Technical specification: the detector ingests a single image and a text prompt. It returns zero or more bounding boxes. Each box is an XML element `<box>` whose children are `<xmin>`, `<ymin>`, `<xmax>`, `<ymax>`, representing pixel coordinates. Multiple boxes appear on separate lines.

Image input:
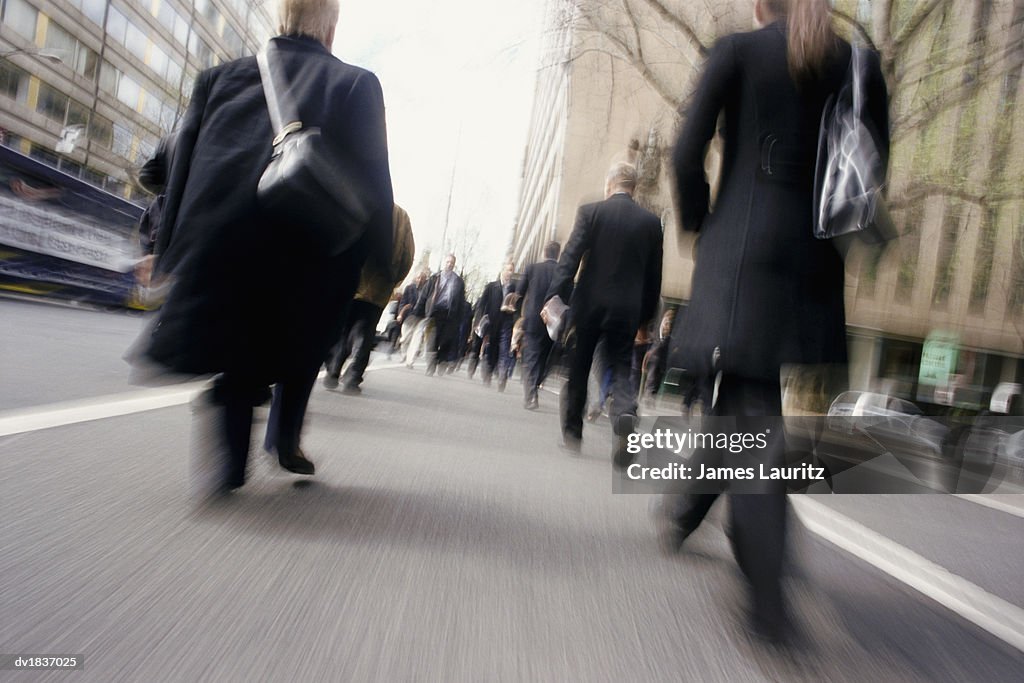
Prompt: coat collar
<box><xmin>271</xmin><ymin>34</ymin><xmax>331</xmax><ymax>55</ymax></box>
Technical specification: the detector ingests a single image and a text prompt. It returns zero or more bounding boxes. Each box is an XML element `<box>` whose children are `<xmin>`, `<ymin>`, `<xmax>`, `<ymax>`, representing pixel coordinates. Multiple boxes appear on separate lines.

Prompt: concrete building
<box><xmin>509</xmin><ymin>0</ymin><xmax>1023</xmax><ymax>409</ymax></box>
<box><xmin>0</xmin><ymin>0</ymin><xmax>275</xmax><ymax>199</ymax></box>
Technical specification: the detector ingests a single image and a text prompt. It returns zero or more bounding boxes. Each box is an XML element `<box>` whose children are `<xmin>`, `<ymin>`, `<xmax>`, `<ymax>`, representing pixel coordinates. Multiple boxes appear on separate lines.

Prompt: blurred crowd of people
<box><xmin>127</xmin><ymin>0</ymin><xmax>891</xmax><ymax>649</ymax></box>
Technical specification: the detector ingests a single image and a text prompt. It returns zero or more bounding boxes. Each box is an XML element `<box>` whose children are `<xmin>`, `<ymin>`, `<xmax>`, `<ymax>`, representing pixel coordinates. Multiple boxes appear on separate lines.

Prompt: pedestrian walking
<box><xmin>659</xmin><ymin>0</ymin><xmax>890</xmax><ymax>642</ymax></box>
<box><xmin>131</xmin><ymin>0</ymin><xmax>393</xmax><ymax>493</ymax></box>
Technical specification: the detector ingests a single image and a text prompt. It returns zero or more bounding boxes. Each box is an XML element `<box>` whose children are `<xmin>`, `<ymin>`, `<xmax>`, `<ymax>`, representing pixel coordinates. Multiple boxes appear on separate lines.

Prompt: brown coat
<box><xmin>355</xmin><ymin>203</ymin><xmax>414</xmax><ymax>308</ymax></box>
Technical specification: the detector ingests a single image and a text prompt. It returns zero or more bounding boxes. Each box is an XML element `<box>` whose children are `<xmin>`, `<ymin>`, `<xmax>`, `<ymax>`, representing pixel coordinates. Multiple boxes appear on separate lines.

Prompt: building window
<box><xmin>112</xmin><ymin>123</ymin><xmax>132</xmax><ymax>157</ymax></box>
<box><xmin>80</xmin><ymin>0</ymin><xmax>105</xmax><ymax>26</ymax></box>
<box><xmin>2</xmin><ymin>0</ymin><xmax>38</xmax><ymax>42</ymax></box>
<box><xmin>0</xmin><ymin>59</ymin><xmax>29</xmax><ymax>102</ymax></box>
<box><xmin>106</xmin><ymin>6</ymin><xmax>128</xmax><ymax>45</ymax></box>
<box><xmin>116</xmin><ymin>73</ymin><xmax>141</xmax><ymax>110</ymax></box>
<box><xmin>36</xmin><ymin>82</ymin><xmax>70</xmax><ymax>124</ymax></box>
<box><xmin>74</xmin><ymin>43</ymin><xmax>99</xmax><ymax>82</ymax></box>
<box><xmin>99</xmin><ymin>60</ymin><xmax>119</xmax><ymax>94</ymax></box>
<box><xmin>88</xmin><ymin>113</ymin><xmax>113</xmax><ymax>150</ymax></box>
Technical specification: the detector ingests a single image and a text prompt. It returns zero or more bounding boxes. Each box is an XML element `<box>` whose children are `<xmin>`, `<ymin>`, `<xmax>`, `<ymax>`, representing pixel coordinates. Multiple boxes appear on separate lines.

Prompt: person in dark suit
<box><xmin>475</xmin><ymin>262</ymin><xmax>516</xmax><ymax>390</ymax></box>
<box><xmin>417</xmin><ymin>253</ymin><xmax>466</xmax><ymax>376</ymax></box>
<box><xmin>516</xmin><ymin>241</ymin><xmax>561</xmax><ymax>410</ymax></box>
<box><xmin>135</xmin><ymin>0</ymin><xmax>393</xmax><ymax>492</ymax></box>
<box><xmin>546</xmin><ymin>162</ymin><xmax>663</xmax><ymax>462</ymax></box>
<box><xmin>661</xmin><ymin>0</ymin><xmax>890</xmax><ymax>641</ymax></box>
<box><xmin>324</xmin><ymin>203</ymin><xmax>414</xmax><ymax>393</ymax></box>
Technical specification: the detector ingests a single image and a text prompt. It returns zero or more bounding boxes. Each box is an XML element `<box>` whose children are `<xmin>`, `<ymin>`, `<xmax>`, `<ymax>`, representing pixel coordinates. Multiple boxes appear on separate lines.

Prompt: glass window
<box><xmin>116</xmin><ymin>73</ymin><xmax>141</xmax><ymax>109</ymax></box>
<box><xmin>81</xmin><ymin>0</ymin><xmax>105</xmax><ymax>26</ymax></box>
<box><xmin>106</xmin><ymin>7</ymin><xmax>127</xmax><ymax>44</ymax></box>
<box><xmin>36</xmin><ymin>82</ymin><xmax>70</xmax><ymax>124</ymax></box>
<box><xmin>156</xmin><ymin>1</ymin><xmax>176</xmax><ymax>31</ymax></box>
<box><xmin>2</xmin><ymin>0</ymin><xmax>38</xmax><ymax>42</ymax></box>
<box><xmin>44</xmin><ymin>19</ymin><xmax>77</xmax><ymax>59</ymax></box>
<box><xmin>125</xmin><ymin>22</ymin><xmax>148</xmax><ymax>61</ymax></box>
<box><xmin>159</xmin><ymin>102</ymin><xmax>177</xmax><ymax>131</ymax></box>
<box><xmin>75</xmin><ymin>44</ymin><xmax>99</xmax><ymax>81</ymax></box>
<box><xmin>99</xmin><ymin>60</ymin><xmax>119</xmax><ymax>94</ymax></box>
<box><xmin>112</xmin><ymin>123</ymin><xmax>132</xmax><ymax>157</ymax></box>
<box><xmin>149</xmin><ymin>44</ymin><xmax>169</xmax><ymax>81</ymax></box>
<box><xmin>88</xmin><ymin>114</ymin><xmax>113</xmax><ymax>150</ymax></box>
<box><xmin>165</xmin><ymin>58</ymin><xmax>182</xmax><ymax>88</ymax></box>
<box><xmin>141</xmin><ymin>89</ymin><xmax>162</xmax><ymax>124</ymax></box>
<box><xmin>66</xmin><ymin>98</ymin><xmax>89</xmax><ymax>126</ymax></box>
<box><xmin>29</xmin><ymin>144</ymin><xmax>60</xmax><ymax>168</ymax></box>
<box><xmin>173</xmin><ymin>15</ymin><xmax>189</xmax><ymax>46</ymax></box>
<box><xmin>0</xmin><ymin>60</ymin><xmax>29</xmax><ymax>102</ymax></box>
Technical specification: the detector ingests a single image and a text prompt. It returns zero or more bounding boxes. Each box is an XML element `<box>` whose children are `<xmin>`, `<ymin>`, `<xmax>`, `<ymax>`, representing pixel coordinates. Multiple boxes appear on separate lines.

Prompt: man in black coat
<box><xmin>137</xmin><ymin>0</ymin><xmax>393</xmax><ymax>492</ymax></box>
<box><xmin>417</xmin><ymin>253</ymin><xmax>466</xmax><ymax>376</ymax></box>
<box><xmin>516</xmin><ymin>241</ymin><xmax>561</xmax><ymax>409</ymax></box>
<box><xmin>475</xmin><ymin>262</ymin><xmax>516</xmax><ymax>389</ymax></box>
<box><xmin>546</xmin><ymin>162</ymin><xmax>663</xmax><ymax>463</ymax></box>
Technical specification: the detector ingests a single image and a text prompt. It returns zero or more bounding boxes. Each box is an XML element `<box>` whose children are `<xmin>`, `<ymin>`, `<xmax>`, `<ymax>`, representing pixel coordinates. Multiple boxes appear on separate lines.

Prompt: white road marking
<box><xmin>792</xmin><ymin>496</ymin><xmax>1024</xmax><ymax>653</ymax></box>
<box><xmin>955</xmin><ymin>494</ymin><xmax>1024</xmax><ymax>519</ymax></box>
<box><xmin>4</xmin><ymin>372</ymin><xmax>1023</xmax><ymax>654</ymax></box>
<box><xmin>0</xmin><ymin>363</ymin><xmax>404</xmax><ymax>437</ymax></box>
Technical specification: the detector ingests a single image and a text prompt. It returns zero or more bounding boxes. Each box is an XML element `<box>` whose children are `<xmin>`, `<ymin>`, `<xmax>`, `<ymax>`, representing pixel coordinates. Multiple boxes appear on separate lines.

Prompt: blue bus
<box><xmin>0</xmin><ymin>145</ymin><xmax>145</xmax><ymax>308</ymax></box>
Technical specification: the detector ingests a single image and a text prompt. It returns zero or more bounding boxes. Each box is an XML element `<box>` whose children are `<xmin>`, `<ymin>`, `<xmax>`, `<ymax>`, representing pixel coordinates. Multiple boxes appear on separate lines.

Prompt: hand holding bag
<box><xmin>256</xmin><ymin>42</ymin><xmax>376</xmax><ymax>255</ymax></box>
<box><xmin>813</xmin><ymin>46</ymin><xmax>895</xmax><ymax>244</ymax></box>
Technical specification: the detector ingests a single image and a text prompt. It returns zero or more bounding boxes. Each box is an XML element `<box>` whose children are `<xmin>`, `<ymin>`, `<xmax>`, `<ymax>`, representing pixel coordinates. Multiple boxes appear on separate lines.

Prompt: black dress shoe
<box><xmin>560</xmin><ymin>433</ymin><xmax>582</xmax><ymax>455</ymax></box>
<box><xmin>524</xmin><ymin>396</ymin><xmax>539</xmax><ymax>411</ymax></box>
<box><xmin>278</xmin><ymin>448</ymin><xmax>315</xmax><ymax>475</ymax></box>
<box><xmin>341</xmin><ymin>384</ymin><xmax>362</xmax><ymax>395</ymax></box>
<box><xmin>323</xmin><ymin>374</ymin><xmax>339</xmax><ymax>389</ymax></box>
<box><xmin>651</xmin><ymin>499</ymin><xmax>692</xmax><ymax>555</ymax></box>
<box><xmin>612</xmin><ymin>433</ymin><xmax>634</xmax><ymax>470</ymax></box>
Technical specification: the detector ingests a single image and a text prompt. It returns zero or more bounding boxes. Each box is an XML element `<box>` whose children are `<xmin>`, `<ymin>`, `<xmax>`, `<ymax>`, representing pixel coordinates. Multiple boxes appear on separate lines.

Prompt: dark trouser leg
<box><xmin>561</xmin><ymin>326</ymin><xmax>600</xmax><ymax>440</ymax></box>
<box><xmin>434</xmin><ymin>312</ymin><xmax>458</xmax><ymax>370</ymax></box>
<box><xmin>522</xmin><ymin>331</ymin><xmax>553</xmax><ymax>401</ymax></box>
<box><xmin>467</xmin><ymin>334</ymin><xmax>482</xmax><ymax>378</ymax></box>
<box><xmin>208</xmin><ymin>376</ymin><xmax>267</xmax><ymax>487</ymax></box>
<box><xmin>720</xmin><ymin>376</ymin><xmax>788</xmax><ymax>633</ymax></box>
<box><xmin>263</xmin><ymin>360</ymin><xmax>320</xmax><ymax>457</ymax></box>
<box><xmin>343</xmin><ymin>301</ymin><xmax>381</xmax><ymax>388</ymax></box>
<box><xmin>497</xmin><ymin>320</ymin><xmax>514</xmax><ymax>382</ymax></box>
<box><xmin>603</xmin><ymin>326</ymin><xmax>637</xmax><ymax>435</ymax></box>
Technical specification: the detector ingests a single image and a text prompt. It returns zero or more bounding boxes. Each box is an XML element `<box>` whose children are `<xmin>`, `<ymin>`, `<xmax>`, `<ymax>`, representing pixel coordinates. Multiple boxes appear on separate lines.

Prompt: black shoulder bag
<box><xmin>256</xmin><ymin>42</ymin><xmax>376</xmax><ymax>255</ymax></box>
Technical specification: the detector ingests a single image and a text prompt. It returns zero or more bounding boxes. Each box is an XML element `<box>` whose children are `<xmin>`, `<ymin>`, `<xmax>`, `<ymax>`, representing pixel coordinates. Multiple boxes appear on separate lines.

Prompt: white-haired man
<box><xmin>137</xmin><ymin>0</ymin><xmax>394</xmax><ymax>493</ymax></box>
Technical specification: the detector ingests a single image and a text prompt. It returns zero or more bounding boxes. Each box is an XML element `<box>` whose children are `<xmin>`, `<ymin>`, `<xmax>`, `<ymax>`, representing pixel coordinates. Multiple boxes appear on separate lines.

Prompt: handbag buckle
<box><xmin>272</xmin><ymin>121</ymin><xmax>303</xmax><ymax>146</ymax></box>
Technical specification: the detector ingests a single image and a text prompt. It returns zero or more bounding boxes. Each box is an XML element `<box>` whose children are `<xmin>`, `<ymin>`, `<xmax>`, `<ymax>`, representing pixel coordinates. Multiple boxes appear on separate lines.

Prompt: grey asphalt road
<box><xmin>1</xmin><ymin>301</ymin><xmax>1022</xmax><ymax>682</ymax></box>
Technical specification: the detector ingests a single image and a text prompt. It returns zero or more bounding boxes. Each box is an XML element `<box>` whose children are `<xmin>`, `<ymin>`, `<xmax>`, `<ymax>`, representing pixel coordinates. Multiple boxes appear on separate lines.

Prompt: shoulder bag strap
<box><xmin>257</xmin><ymin>42</ymin><xmax>302</xmax><ymax>144</ymax></box>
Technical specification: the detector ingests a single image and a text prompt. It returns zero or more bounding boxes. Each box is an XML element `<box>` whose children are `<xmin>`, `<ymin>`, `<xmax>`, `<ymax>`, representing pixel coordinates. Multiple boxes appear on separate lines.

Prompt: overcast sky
<box><xmin>333</xmin><ymin>1</ymin><xmax>548</xmax><ymax>284</ymax></box>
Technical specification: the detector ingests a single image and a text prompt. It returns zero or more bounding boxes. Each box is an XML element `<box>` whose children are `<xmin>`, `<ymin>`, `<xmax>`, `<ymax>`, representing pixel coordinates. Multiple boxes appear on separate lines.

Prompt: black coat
<box><xmin>416</xmin><ymin>270</ymin><xmax>465</xmax><ymax>319</ymax></box>
<box><xmin>671</xmin><ymin>23</ymin><xmax>889</xmax><ymax>381</ymax></box>
<box><xmin>516</xmin><ymin>258</ymin><xmax>558</xmax><ymax>335</ymax></box>
<box><xmin>143</xmin><ymin>35</ymin><xmax>393</xmax><ymax>379</ymax></box>
<box><xmin>475</xmin><ymin>279</ymin><xmax>514</xmax><ymax>336</ymax></box>
<box><xmin>547</xmin><ymin>193</ymin><xmax>663</xmax><ymax>334</ymax></box>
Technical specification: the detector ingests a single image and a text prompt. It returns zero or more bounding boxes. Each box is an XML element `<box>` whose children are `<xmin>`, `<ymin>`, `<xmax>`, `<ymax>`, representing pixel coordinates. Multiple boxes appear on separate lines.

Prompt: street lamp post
<box><xmin>0</xmin><ymin>48</ymin><xmax>66</xmax><ymax>64</ymax></box>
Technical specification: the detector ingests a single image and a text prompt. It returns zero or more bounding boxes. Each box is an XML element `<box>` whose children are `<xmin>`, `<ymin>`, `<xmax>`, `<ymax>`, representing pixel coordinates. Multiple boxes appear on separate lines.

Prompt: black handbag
<box><xmin>813</xmin><ymin>47</ymin><xmax>895</xmax><ymax>244</ymax></box>
<box><xmin>256</xmin><ymin>42</ymin><xmax>376</xmax><ymax>255</ymax></box>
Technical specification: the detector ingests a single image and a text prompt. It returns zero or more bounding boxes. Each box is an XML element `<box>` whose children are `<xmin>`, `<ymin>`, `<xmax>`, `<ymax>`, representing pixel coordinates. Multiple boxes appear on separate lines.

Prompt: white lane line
<box><xmin>0</xmin><ymin>362</ymin><xmax>406</xmax><ymax>437</ymax></box>
<box><xmin>792</xmin><ymin>496</ymin><xmax>1024</xmax><ymax>653</ymax></box>
<box><xmin>955</xmin><ymin>494</ymin><xmax>1024</xmax><ymax>519</ymax></box>
<box><xmin>0</xmin><ymin>384</ymin><xmax>205</xmax><ymax>437</ymax></box>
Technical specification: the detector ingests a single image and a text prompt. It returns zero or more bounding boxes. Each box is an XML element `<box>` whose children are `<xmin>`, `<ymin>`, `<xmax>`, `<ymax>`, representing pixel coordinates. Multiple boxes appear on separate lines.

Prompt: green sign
<box><xmin>919</xmin><ymin>333</ymin><xmax>959</xmax><ymax>386</ymax></box>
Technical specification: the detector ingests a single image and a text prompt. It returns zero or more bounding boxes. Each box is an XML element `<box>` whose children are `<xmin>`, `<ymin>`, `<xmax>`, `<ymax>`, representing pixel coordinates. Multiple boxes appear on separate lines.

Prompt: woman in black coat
<box><xmin>663</xmin><ymin>0</ymin><xmax>889</xmax><ymax>640</ymax></box>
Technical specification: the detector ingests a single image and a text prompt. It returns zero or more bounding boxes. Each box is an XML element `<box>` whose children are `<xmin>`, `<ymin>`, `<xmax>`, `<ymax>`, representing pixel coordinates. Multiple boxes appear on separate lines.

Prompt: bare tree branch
<box><xmin>830</xmin><ymin>9</ymin><xmax>877</xmax><ymax>51</ymax></box>
<box><xmin>635</xmin><ymin>0</ymin><xmax>708</xmax><ymax>56</ymax></box>
<box><xmin>892</xmin><ymin>0</ymin><xmax>951</xmax><ymax>53</ymax></box>
<box><xmin>888</xmin><ymin>180</ymin><xmax>1024</xmax><ymax>212</ymax></box>
<box><xmin>575</xmin><ymin>10</ymin><xmax>683</xmax><ymax>110</ymax></box>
